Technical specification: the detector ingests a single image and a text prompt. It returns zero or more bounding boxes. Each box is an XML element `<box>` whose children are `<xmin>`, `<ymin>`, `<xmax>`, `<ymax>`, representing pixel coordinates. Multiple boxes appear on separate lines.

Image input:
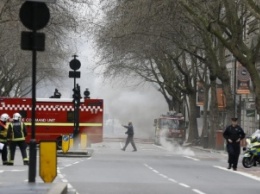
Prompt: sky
<box><xmin>36</xmin><ymin>2</ymin><xmax>169</xmax><ymax>140</ymax></box>
<box><xmin>37</xmin><ymin>38</ymin><xmax>169</xmax><ymax>140</ymax></box>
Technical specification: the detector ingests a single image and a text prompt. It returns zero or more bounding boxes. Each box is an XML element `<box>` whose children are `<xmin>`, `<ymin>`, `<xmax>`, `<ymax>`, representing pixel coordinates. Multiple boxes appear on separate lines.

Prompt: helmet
<box><xmin>0</xmin><ymin>113</ymin><xmax>9</xmax><ymax>122</ymax></box>
<box><xmin>13</xmin><ymin>113</ymin><xmax>22</xmax><ymax>121</ymax></box>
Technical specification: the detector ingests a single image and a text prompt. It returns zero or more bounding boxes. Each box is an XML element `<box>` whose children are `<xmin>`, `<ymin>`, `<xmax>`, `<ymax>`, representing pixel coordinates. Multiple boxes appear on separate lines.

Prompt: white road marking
<box><xmin>153</xmin><ymin>170</ymin><xmax>159</xmax><ymax>173</ymax></box>
<box><xmin>214</xmin><ymin>165</ymin><xmax>260</xmax><ymax>181</ymax></box>
<box><xmin>168</xmin><ymin>178</ymin><xmax>177</xmax><ymax>183</ymax></box>
<box><xmin>159</xmin><ymin>174</ymin><xmax>168</xmax><ymax>179</ymax></box>
<box><xmin>184</xmin><ymin>156</ymin><xmax>199</xmax><ymax>161</ymax></box>
<box><xmin>0</xmin><ymin>169</ymin><xmax>26</xmax><ymax>173</ymax></box>
<box><xmin>144</xmin><ymin>164</ymin><xmax>207</xmax><ymax>194</ymax></box>
<box><xmin>179</xmin><ymin>183</ymin><xmax>190</xmax><ymax>188</ymax></box>
<box><xmin>193</xmin><ymin>189</ymin><xmax>206</xmax><ymax>194</ymax></box>
<box><xmin>57</xmin><ymin>159</ymin><xmax>85</xmax><ymax>194</ymax></box>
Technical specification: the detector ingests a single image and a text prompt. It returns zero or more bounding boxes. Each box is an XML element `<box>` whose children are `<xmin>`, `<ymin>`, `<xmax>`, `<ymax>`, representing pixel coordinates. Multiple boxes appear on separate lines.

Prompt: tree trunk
<box><xmin>187</xmin><ymin>92</ymin><xmax>199</xmax><ymax>142</ymax></box>
<box><xmin>201</xmin><ymin>85</ymin><xmax>210</xmax><ymax>147</ymax></box>
<box><xmin>208</xmin><ymin>80</ymin><xmax>220</xmax><ymax>148</ymax></box>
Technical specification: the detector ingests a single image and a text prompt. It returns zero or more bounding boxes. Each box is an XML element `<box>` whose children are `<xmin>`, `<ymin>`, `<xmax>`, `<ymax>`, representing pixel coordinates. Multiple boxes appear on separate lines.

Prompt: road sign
<box><xmin>70</xmin><ymin>58</ymin><xmax>81</xmax><ymax>70</ymax></box>
<box><xmin>246</xmin><ymin>109</ymin><xmax>255</xmax><ymax>117</ymax></box>
<box><xmin>69</xmin><ymin>71</ymin><xmax>81</xmax><ymax>78</ymax></box>
<box><xmin>21</xmin><ymin>31</ymin><xmax>45</xmax><ymax>51</ymax></box>
<box><xmin>20</xmin><ymin>1</ymin><xmax>50</xmax><ymax>31</ymax></box>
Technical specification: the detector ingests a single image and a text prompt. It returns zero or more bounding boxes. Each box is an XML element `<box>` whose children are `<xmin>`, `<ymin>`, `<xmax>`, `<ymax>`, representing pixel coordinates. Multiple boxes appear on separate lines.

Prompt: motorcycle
<box><xmin>242</xmin><ymin>129</ymin><xmax>260</xmax><ymax>168</ymax></box>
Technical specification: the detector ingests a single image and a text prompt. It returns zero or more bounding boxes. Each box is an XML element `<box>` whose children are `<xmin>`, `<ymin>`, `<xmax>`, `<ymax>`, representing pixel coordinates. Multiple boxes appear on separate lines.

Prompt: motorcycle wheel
<box><xmin>242</xmin><ymin>157</ymin><xmax>255</xmax><ymax>168</ymax></box>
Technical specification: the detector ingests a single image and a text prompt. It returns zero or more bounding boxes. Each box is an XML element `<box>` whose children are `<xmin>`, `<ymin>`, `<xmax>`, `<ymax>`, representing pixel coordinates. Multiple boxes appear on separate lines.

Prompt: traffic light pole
<box><xmin>73</xmin><ymin>84</ymin><xmax>81</xmax><ymax>138</ymax></box>
<box><xmin>28</xmin><ymin>3</ymin><xmax>37</xmax><ymax>183</ymax></box>
<box><xmin>29</xmin><ymin>28</ymin><xmax>37</xmax><ymax>182</ymax></box>
<box><xmin>19</xmin><ymin>1</ymin><xmax>51</xmax><ymax>183</ymax></box>
<box><xmin>73</xmin><ymin>75</ymin><xmax>76</xmax><ymax>137</ymax></box>
<box><xmin>69</xmin><ymin>56</ymin><xmax>81</xmax><ymax>139</ymax></box>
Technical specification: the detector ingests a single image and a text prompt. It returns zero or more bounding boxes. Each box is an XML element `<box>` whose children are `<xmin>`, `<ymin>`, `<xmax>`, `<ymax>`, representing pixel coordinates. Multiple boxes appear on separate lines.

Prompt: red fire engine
<box><xmin>0</xmin><ymin>97</ymin><xmax>103</xmax><ymax>147</ymax></box>
<box><xmin>154</xmin><ymin>111</ymin><xmax>186</xmax><ymax>145</ymax></box>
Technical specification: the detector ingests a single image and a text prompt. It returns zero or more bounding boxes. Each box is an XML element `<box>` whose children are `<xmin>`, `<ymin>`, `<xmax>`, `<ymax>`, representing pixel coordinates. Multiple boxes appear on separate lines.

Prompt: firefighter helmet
<box><xmin>0</xmin><ymin>113</ymin><xmax>9</xmax><ymax>122</ymax></box>
<box><xmin>13</xmin><ymin>113</ymin><xmax>22</xmax><ymax>120</ymax></box>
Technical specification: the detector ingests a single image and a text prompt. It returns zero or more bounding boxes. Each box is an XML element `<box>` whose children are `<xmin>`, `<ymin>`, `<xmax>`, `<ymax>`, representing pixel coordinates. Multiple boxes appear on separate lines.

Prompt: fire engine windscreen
<box><xmin>161</xmin><ymin>119</ymin><xmax>179</xmax><ymax>129</ymax></box>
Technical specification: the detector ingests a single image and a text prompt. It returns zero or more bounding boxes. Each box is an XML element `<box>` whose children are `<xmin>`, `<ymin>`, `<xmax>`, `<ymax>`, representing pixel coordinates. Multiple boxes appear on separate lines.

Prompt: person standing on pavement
<box><xmin>223</xmin><ymin>117</ymin><xmax>245</xmax><ymax>171</ymax></box>
<box><xmin>0</xmin><ymin>113</ymin><xmax>10</xmax><ymax>165</ymax></box>
<box><xmin>7</xmin><ymin>113</ymin><xmax>29</xmax><ymax>165</ymax></box>
<box><xmin>121</xmin><ymin>121</ymin><xmax>137</xmax><ymax>151</ymax></box>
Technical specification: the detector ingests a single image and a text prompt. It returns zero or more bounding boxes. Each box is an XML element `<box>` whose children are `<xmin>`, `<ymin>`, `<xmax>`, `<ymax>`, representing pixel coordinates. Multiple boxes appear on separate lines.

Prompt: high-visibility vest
<box><xmin>8</xmin><ymin>122</ymin><xmax>26</xmax><ymax>141</ymax></box>
<box><xmin>0</xmin><ymin>122</ymin><xmax>8</xmax><ymax>142</ymax></box>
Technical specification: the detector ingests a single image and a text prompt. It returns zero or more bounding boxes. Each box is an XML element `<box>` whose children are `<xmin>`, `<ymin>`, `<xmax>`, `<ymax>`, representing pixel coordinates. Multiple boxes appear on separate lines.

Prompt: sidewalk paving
<box><xmin>0</xmin><ymin>182</ymin><xmax>67</xmax><ymax>194</ymax></box>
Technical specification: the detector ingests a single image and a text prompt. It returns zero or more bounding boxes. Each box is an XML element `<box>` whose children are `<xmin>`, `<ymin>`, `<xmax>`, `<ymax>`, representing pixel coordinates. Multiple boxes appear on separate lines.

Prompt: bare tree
<box><xmin>95</xmin><ymin>0</ymin><xmax>207</xmax><ymax>142</ymax></box>
<box><xmin>180</xmin><ymin>0</ymin><xmax>260</xmax><ymax>128</ymax></box>
<box><xmin>0</xmin><ymin>0</ymin><xmax>93</xmax><ymax>97</ymax></box>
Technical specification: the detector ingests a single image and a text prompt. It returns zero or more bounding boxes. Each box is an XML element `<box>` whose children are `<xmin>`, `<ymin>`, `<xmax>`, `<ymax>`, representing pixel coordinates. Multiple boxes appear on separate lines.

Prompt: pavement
<box><xmin>0</xmin><ymin>182</ymin><xmax>67</xmax><ymax>194</ymax></box>
<box><xmin>0</xmin><ymin>148</ymin><xmax>92</xmax><ymax>194</ymax></box>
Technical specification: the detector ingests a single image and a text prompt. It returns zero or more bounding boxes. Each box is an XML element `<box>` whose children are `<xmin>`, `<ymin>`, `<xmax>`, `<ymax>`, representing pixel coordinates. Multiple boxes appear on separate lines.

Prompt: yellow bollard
<box><xmin>61</xmin><ymin>134</ymin><xmax>70</xmax><ymax>153</ymax></box>
<box><xmin>69</xmin><ymin>134</ymin><xmax>74</xmax><ymax>149</ymax></box>
<box><xmin>39</xmin><ymin>141</ymin><xmax>57</xmax><ymax>183</ymax></box>
<box><xmin>80</xmin><ymin>133</ymin><xmax>87</xmax><ymax>149</ymax></box>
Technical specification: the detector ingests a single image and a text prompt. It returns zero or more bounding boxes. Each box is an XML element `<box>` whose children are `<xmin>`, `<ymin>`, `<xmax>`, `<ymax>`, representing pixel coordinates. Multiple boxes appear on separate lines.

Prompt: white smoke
<box><xmin>159</xmin><ymin>129</ymin><xmax>194</xmax><ymax>156</ymax></box>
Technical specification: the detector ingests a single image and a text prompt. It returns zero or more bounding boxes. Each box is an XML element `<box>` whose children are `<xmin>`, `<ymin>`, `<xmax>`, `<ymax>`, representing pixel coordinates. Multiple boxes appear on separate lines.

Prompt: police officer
<box><xmin>121</xmin><ymin>122</ymin><xmax>137</xmax><ymax>151</ymax></box>
<box><xmin>0</xmin><ymin>113</ymin><xmax>10</xmax><ymax>165</ymax></box>
<box><xmin>223</xmin><ymin>117</ymin><xmax>245</xmax><ymax>171</ymax></box>
<box><xmin>7</xmin><ymin>113</ymin><xmax>29</xmax><ymax>165</ymax></box>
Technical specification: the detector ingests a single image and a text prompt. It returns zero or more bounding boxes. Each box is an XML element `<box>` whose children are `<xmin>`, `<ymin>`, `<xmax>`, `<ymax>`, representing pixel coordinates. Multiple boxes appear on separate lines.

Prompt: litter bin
<box><xmin>215</xmin><ymin>130</ymin><xmax>224</xmax><ymax>150</ymax></box>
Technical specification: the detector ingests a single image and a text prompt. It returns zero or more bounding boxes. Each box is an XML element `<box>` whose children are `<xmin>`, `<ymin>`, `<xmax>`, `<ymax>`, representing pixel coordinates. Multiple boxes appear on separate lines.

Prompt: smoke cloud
<box><xmin>37</xmin><ymin>39</ymin><xmax>169</xmax><ymax>141</ymax></box>
<box><xmin>158</xmin><ymin>129</ymin><xmax>194</xmax><ymax>156</ymax></box>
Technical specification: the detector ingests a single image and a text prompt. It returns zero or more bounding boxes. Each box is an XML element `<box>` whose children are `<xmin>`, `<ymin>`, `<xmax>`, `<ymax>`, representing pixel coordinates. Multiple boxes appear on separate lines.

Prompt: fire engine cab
<box><xmin>154</xmin><ymin>111</ymin><xmax>186</xmax><ymax>145</ymax></box>
<box><xmin>0</xmin><ymin>97</ymin><xmax>103</xmax><ymax>147</ymax></box>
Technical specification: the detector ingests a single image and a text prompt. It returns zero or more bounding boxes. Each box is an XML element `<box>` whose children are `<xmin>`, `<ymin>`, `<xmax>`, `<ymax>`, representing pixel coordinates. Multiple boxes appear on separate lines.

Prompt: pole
<box><xmin>234</xmin><ymin>59</ymin><xmax>237</xmax><ymax>117</ymax></box>
<box><xmin>73</xmin><ymin>75</ymin><xmax>76</xmax><ymax>137</ymax></box>
<box><xmin>28</xmin><ymin>3</ymin><xmax>37</xmax><ymax>183</ymax></box>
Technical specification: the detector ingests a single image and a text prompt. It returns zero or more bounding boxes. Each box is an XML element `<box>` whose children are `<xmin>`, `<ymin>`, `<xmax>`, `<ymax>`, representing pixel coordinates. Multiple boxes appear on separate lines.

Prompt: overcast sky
<box><xmin>36</xmin><ymin>2</ymin><xmax>169</xmax><ymax>139</ymax></box>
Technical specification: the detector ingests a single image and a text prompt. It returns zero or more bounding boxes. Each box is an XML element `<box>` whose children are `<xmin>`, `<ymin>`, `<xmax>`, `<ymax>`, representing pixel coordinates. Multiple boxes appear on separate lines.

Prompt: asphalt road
<box><xmin>1</xmin><ymin>140</ymin><xmax>260</xmax><ymax>194</ymax></box>
<box><xmin>60</xmin><ymin>140</ymin><xmax>260</xmax><ymax>194</ymax></box>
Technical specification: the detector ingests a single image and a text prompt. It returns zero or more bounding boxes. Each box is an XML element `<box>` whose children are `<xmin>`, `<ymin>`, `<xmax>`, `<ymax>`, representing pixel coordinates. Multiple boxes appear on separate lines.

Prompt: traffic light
<box><xmin>72</xmin><ymin>84</ymin><xmax>82</xmax><ymax>106</ymax></box>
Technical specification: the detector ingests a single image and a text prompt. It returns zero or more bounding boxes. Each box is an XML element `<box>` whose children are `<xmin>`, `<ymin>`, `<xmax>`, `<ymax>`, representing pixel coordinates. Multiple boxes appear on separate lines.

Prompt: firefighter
<box><xmin>121</xmin><ymin>121</ymin><xmax>137</xmax><ymax>151</ymax></box>
<box><xmin>7</xmin><ymin>113</ymin><xmax>29</xmax><ymax>165</ymax></box>
<box><xmin>0</xmin><ymin>113</ymin><xmax>10</xmax><ymax>165</ymax></box>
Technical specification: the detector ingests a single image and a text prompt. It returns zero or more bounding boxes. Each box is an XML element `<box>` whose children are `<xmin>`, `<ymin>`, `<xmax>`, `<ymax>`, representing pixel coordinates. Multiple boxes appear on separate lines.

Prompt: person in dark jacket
<box><xmin>7</xmin><ymin>113</ymin><xmax>29</xmax><ymax>165</ymax></box>
<box><xmin>121</xmin><ymin>122</ymin><xmax>137</xmax><ymax>151</ymax></box>
<box><xmin>223</xmin><ymin>117</ymin><xmax>245</xmax><ymax>171</ymax></box>
<box><xmin>0</xmin><ymin>113</ymin><xmax>10</xmax><ymax>165</ymax></box>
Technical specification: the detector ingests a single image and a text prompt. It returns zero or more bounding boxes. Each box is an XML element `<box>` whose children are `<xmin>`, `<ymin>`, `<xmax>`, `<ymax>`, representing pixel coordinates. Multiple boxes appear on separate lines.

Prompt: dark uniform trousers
<box><xmin>9</xmin><ymin>141</ymin><xmax>28</xmax><ymax>164</ymax></box>
<box><xmin>0</xmin><ymin>142</ymin><xmax>8</xmax><ymax>164</ymax></box>
<box><xmin>123</xmin><ymin>135</ymin><xmax>137</xmax><ymax>150</ymax></box>
<box><xmin>227</xmin><ymin>143</ymin><xmax>240</xmax><ymax>169</ymax></box>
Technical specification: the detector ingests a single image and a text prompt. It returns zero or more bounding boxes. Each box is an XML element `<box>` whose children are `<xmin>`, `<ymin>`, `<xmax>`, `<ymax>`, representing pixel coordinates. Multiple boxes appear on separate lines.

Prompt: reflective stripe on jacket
<box><xmin>7</xmin><ymin>121</ymin><xmax>27</xmax><ymax>141</ymax></box>
<box><xmin>0</xmin><ymin>122</ymin><xmax>9</xmax><ymax>142</ymax></box>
